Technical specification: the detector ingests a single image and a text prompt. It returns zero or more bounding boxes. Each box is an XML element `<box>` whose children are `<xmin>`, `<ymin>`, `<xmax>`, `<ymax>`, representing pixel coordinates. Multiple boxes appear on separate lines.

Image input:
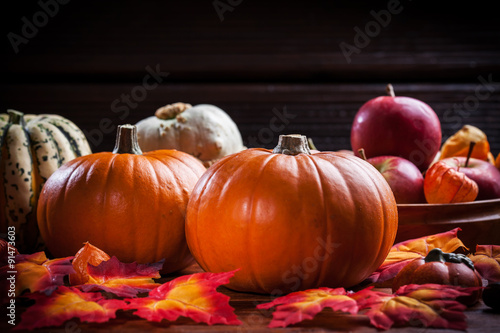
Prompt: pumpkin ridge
<box><xmin>304</xmin><ymin>154</ymin><xmax>329</xmax><ymax>288</ymax></box>
<box><xmin>188</xmin><ymin>150</ymin><xmax>237</xmax><ymax>270</ymax></box>
<box><xmin>247</xmin><ymin>151</ymin><xmax>282</xmax><ymax>293</ymax></box>
<box><xmin>313</xmin><ymin>153</ymin><xmax>355</xmax><ymax>284</ymax></box>
<box><xmin>144</xmin><ymin>154</ymin><xmax>179</xmax><ymax>263</ymax></box>
<box><xmin>147</xmin><ymin>151</ymin><xmax>205</xmax><ymax>180</ymax></box>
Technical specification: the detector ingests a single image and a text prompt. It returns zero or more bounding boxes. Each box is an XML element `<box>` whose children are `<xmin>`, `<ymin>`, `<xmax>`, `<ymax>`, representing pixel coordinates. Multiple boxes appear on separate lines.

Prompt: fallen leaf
<box><xmin>365</xmin><ymin>228</ymin><xmax>467</xmax><ymax>285</ymax></box>
<box><xmin>79</xmin><ymin>256</ymin><xmax>162</xmax><ymax>297</ymax></box>
<box><xmin>469</xmin><ymin>245</ymin><xmax>500</xmax><ymax>283</ymax></box>
<box><xmin>69</xmin><ymin>242</ymin><xmax>111</xmax><ymax>286</ymax></box>
<box><xmin>352</xmin><ymin>284</ymin><xmax>471</xmax><ymax>330</ymax></box>
<box><xmin>9</xmin><ymin>252</ymin><xmax>74</xmax><ymax>296</ymax></box>
<box><xmin>256</xmin><ymin>287</ymin><xmax>358</xmax><ymax>328</ymax></box>
<box><xmin>124</xmin><ymin>270</ymin><xmax>241</xmax><ymax>325</ymax></box>
<box><xmin>15</xmin><ymin>286</ymin><xmax>124</xmax><ymax>330</ymax></box>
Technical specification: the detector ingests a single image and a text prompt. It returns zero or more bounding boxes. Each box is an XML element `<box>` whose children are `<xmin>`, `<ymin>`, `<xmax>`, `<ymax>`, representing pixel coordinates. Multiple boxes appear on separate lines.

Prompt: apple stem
<box><xmin>465</xmin><ymin>141</ymin><xmax>476</xmax><ymax>168</ymax></box>
<box><xmin>386</xmin><ymin>83</ymin><xmax>396</xmax><ymax>97</ymax></box>
<box><xmin>358</xmin><ymin>148</ymin><xmax>368</xmax><ymax>161</ymax></box>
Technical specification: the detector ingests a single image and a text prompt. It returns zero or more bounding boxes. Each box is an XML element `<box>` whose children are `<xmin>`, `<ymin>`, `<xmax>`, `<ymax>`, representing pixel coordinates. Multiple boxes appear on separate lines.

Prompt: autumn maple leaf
<box><xmin>351</xmin><ymin>284</ymin><xmax>471</xmax><ymax>330</ymax></box>
<box><xmin>79</xmin><ymin>256</ymin><xmax>163</xmax><ymax>297</ymax></box>
<box><xmin>15</xmin><ymin>286</ymin><xmax>124</xmax><ymax>330</ymax></box>
<box><xmin>469</xmin><ymin>244</ymin><xmax>500</xmax><ymax>283</ymax></box>
<box><xmin>2</xmin><ymin>251</ymin><xmax>75</xmax><ymax>297</ymax></box>
<box><xmin>256</xmin><ymin>287</ymin><xmax>358</xmax><ymax>328</ymax></box>
<box><xmin>258</xmin><ymin>283</ymin><xmax>475</xmax><ymax>330</ymax></box>
<box><xmin>124</xmin><ymin>270</ymin><xmax>241</xmax><ymax>325</ymax></box>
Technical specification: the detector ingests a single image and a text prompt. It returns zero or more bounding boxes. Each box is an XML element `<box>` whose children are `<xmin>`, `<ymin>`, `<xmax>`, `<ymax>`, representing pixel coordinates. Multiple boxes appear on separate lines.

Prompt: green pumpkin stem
<box><xmin>273</xmin><ymin>134</ymin><xmax>311</xmax><ymax>156</ymax></box>
<box><xmin>424</xmin><ymin>248</ymin><xmax>475</xmax><ymax>270</ymax></box>
<box><xmin>7</xmin><ymin>109</ymin><xmax>26</xmax><ymax>126</ymax></box>
<box><xmin>113</xmin><ymin>124</ymin><xmax>143</xmax><ymax>155</ymax></box>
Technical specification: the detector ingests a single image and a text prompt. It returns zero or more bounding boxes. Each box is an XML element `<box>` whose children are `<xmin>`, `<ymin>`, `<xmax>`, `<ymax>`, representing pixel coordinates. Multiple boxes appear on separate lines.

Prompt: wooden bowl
<box><xmin>396</xmin><ymin>198</ymin><xmax>500</xmax><ymax>250</ymax></box>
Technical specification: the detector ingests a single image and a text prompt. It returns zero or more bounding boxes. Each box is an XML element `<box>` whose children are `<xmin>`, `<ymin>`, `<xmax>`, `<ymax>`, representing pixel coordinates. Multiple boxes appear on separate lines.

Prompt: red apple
<box><xmin>367</xmin><ymin>155</ymin><xmax>425</xmax><ymax>204</ymax></box>
<box><xmin>441</xmin><ymin>156</ymin><xmax>500</xmax><ymax>200</ymax></box>
<box><xmin>351</xmin><ymin>84</ymin><xmax>442</xmax><ymax>171</ymax></box>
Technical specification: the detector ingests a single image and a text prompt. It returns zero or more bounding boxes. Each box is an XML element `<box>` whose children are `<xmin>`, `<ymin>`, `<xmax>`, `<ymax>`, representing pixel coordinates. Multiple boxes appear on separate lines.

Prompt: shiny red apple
<box><xmin>351</xmin><ymin>84</ymin><xmax>442</xmax><ymax>171</ymax></box>
<box><xmin>367</xmin><ymin>155</ymin><xmax>425</xmax><ymax>204</ymax></box>
<box><xmin>441</xmin><ymin>156</ymin><xmax>500</xmax><ymax>200</ymax></box>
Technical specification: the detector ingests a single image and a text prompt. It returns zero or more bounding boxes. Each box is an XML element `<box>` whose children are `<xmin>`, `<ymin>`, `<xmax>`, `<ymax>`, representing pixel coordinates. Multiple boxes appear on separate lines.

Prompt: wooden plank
<box><xmin>2</xmin><ymin>1</ymin><xmax>500</xmax><ymax>82</ymax></box>
<box><xmin>1</xmin><ymin>83</ymin><xmax>499</xmax><ymax>154</ymax></box>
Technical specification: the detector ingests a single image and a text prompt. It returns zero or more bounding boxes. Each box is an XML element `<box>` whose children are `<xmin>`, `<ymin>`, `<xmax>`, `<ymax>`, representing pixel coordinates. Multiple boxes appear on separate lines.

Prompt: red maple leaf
<box><xmin>469</xmin><ymin>244</ymin><xmax>500</xmax><ymax>283</ymax></box>
<box><xmin>79</xmin><ymin>256</ymin><xmax>162</xmax><ymax>297</ymax></box>
<box><xmin>14</xmin><ymin>286</ymin><xmax>125</xmax><ymax>330</ymax></box>
<box><xmin>124</xmin><ymin>270</ymin><xmax>241</xmax><ymax>325</ymax></box>
<box><xmin>256</xmin><ymin>287</ymin><xmax>358</xmax><ymax>328</ymax></box>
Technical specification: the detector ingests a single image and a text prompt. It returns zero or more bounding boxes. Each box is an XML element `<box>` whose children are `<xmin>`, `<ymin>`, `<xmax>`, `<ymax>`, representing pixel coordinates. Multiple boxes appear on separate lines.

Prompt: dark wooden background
<box><xmin>1</xmin><ymin>0</ymin><xmax>499</xmax><ymax>154</ymax></box>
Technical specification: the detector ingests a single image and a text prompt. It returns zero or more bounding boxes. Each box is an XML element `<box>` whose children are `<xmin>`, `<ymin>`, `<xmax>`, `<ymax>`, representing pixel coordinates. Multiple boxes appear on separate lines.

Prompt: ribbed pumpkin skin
<box><xmin>0</xmin><ymin>112</ymin><xmax>91</xmax><ymax>253</ymax></box>
<box><xmin>185</xmin><ymin>148</ymin><xmax>398</xmax><ymax>294</ymax></box>
<box><xmin>37</xmin><ymin>149</ymin><xmax>206</xmax><ymax>274</ymax></box>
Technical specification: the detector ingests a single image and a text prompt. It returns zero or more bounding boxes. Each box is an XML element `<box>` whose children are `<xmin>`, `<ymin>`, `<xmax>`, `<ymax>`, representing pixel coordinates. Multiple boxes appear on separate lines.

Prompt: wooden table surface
<box><xmin>3</xmin><ymin>262</ymin><xmax>500</xmax><ymax>333</ymax></box>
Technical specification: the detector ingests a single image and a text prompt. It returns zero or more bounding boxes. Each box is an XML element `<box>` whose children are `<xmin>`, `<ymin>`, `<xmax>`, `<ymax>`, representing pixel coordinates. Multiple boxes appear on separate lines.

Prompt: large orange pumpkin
<box><xmin>185</xmin><ymin>134</ymin><xmax>398</xmax><ymax>294</ymax></box>
<box><xmin>37</xmin><ymin>124</ymin><xmax>206</xmax><ymax>273</ymax></box>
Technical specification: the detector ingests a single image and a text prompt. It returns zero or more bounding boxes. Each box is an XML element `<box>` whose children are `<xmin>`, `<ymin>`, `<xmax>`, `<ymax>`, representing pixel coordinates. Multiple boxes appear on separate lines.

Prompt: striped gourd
<box><xmin>0</xmin><ymin>110</ymin><xmax>92</xmax><ymax>253</ymax></box>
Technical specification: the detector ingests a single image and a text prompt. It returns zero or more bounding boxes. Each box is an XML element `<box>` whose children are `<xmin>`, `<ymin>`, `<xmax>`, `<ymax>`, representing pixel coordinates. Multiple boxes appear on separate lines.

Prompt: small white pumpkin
<box><xmin>136</xmin><ymin>103</ymin><xmax>245</xmax><ymax>166</ymax></box>
<box><xmin>0</xmin><ymin>110</ymin><xmax>92</xmax><ymax>252</ymax></box>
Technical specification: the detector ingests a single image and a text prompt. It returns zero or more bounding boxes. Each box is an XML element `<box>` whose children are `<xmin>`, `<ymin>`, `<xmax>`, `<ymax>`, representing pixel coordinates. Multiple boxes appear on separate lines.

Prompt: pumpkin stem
<box><xmin>113</xmin><ymin>124</ymin><xmax>143</xmax><ymax>155</ymax></box>
<box><xmin>465</xmin><ymin>141</ymin><xmax>476</xmax><ymax>168</ymax></box>
<box><xmin>272</xmin><ymin>134</ymin><xmax>311</xmax><ymax>155</ymax></box>
<box><xmin>358</xmin><ymin>148</ymin><xmax>368</xmax><ymax>161</ymax></box>
<box><xmin>155</xmin><ymin>102</ymin><xmax>192</xmax><ymax>120</ymax></box>
<box><xmin>386</xmin><ymin>83</ymin><xmax>395</xmax><ymax>97</ymax></box>
<box><xmin>425</xmin><ymin>248</ymin><xmax>475</xmax><ymax>270</ymax></box>
<box><xmin>7</xmin><ymin>109</ymin><xmax>26</xmax><ymax>126</ymax></box>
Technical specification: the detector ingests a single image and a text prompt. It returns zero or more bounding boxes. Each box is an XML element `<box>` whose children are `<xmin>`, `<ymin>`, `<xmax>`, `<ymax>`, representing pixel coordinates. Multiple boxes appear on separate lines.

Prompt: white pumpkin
<box><xmin>0</xmin><ymin>110</ymin><xmax>92</xmax><ymax>252</ymax></box>
<box><xmin>136</xmin><ymin>103</ymin><xmax>245</xmax><ymax>166</ymax></box>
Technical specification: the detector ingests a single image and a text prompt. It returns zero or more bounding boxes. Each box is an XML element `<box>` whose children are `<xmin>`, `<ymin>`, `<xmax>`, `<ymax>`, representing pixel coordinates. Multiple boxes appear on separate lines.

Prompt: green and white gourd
<box><xmin>0</xmin><ymin>110</ymin><xmax>92</xmax><ymax>252</ymax></box>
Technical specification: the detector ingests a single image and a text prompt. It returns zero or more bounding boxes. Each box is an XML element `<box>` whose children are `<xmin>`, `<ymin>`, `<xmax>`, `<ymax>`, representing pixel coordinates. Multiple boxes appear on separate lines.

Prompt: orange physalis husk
<box><xmin>364</xmin><ymin>228</ymin><xmax>467</xmax><ymax>285</ymax></box>
<box><xmin>79</xmin><ymin>256</ymin><xmax>163</xmax><ymax>297</ymax></box>
<box><xmin>256</xmin><ymin>287</ymin><xmax>358</xmax><ymax>328</ymax></box>
<box><xmin>15</xmin><ymin>286</ymin><xmax>124</xmax><ymax>330</ymax></box>
<box><xmin>3</xmin><ymin>251</ymin><xmax>75</xmax><ymax>297</ymax></box>
<box><xmin>424</xmin><ymin>160</ymin><xmax>478</xmax><ymax>204</ymax></box>
<box><xmin>468</xmin><ymin>245</ymin><xmax>500</xmax><ymax>283</ymax></box>
<box><xmin>439</xmin><ymin>124</ymin><xmax>491</xmax><ymax>161</ymax></box>
<box><xmin>69</xmin><ymin>242</ymin><xmax>111</xmax><ymax>286</ymax></box>
<box><xmin>123</xmin><ymin>270</ymin><xmax>241</xmax><ymax>325</ymax></box>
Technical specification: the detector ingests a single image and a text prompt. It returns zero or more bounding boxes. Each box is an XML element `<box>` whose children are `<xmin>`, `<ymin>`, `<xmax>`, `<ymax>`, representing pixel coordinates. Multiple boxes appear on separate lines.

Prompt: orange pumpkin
<box><xmin>37</xmin><ymin>124</ymin><xmax>206</xmax><ymax>274</ymax></box>
<box><xmin>424</xmin><ymin>160</ymin><xmax>478</xmax><ymax>204</ymax></box>
<box><xmin>185</xmin><ymin>134</ymin><xmax>398</xmax><ymax>294</ymax></box>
